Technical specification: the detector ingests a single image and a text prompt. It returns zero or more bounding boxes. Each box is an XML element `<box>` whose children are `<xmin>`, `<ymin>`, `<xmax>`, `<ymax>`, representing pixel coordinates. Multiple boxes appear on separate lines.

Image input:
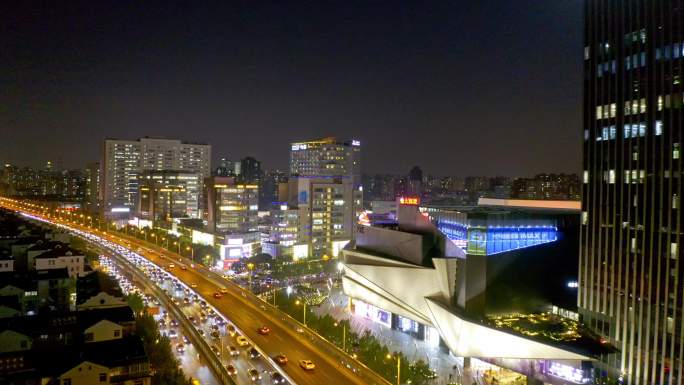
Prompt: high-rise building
<box><xmin>137</xmin><ymin>170</ymin><xmax>201</xmax><ymax>222</ymax></box>
<box><xmin>101</xmin><ymin>137</ymin><xmax>210</xmax><ymax>217</ymax></box>
<box><xmin>287</xmin><ymin>176</ymin><xmax>359</xmax><ymax>259</ymax></box>
<box><xmin>240</xmin><ymin>156</ymin><xmax>262</xmax><ymax>184</ymax></box>
<box><xmin>259</xmin><ymin>169</ymin><xmax>288</xmax><ymax>209</ymax></box>
<box><xmin>84</xmin><ymin>162</ymin><xmax>101</xmax><ymax>213</ymax></box>
<box><xmin>290</xmin><ymin>137</ymin><xmax>361</xmax><ymax>185</ymax></box>
<box><xmin>580</xmin><ymin>3</ymin><xmax>683</xmax><ymax>384</ymax></box>
<box><xmin>288</xmin><ymin>137</ymin><xmax>362</xmax><ymax>259</ymax></box>
<box><xmin>204</xmin><ymin>176</ymin><xmax>259</xmax><ymax>234</ymax></box>
<box><xmin>215</xmin><ymin>157</ymin><xmax>240</xmax><ymax>177</ymax></box>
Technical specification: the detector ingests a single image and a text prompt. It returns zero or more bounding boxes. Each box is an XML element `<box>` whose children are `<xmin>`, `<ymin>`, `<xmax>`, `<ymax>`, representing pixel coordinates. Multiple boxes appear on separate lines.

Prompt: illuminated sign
<box><xmin>547</xmin><ymin>362</ymin><xmax>589</xmax><ymax>384</ymax></box>
<box><xmin>192</xmin><ymin>230</ymin><xmax>214</xmax><ymax>246</ymax></box>
<box><xmin>399</xmin><ymin>196</ymin><xmax>420</xmax><ymax>206</ymax></box>
<box><xmin>351</xmin><ymin>140</ymin><xmax>361</xmax><ymax>146</ymax></box>
<box><xmin>111</xmin><ymin>207</ymin><xmax>130</xmax><ymax>213</ymax></box>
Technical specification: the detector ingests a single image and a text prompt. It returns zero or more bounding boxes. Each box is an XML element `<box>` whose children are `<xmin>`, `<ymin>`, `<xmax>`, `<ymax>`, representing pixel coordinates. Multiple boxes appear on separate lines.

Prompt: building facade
<box><xmin>101</xmin><ymin>137</ymin><xmax>210</xmax><ymax>217</ymax></box>
<box><xmin>580</xmin><ymin>2</ymin><xmax>684</xmax><ymax>384</ymax></box>
<box><xmin>290</xmin><ymin>137</ymin><xmax>361</xmax><ymax>185</ymax></box>
<box><xmin>205</xmin><ymin>176</ymin><xmax>259</xmax><ymax>234</ymax></box>
<box><xmin>137</xmin><ymin>170</ymin><xmax>201</xmax><ymax>222</ymax></box>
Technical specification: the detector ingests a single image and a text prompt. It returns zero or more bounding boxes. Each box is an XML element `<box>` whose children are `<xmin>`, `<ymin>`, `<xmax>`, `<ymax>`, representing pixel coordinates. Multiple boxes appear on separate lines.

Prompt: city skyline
<box><xmin>3</xmin><ymin>1</ymin><xmax>583</xmax><ymax>176</ymax></box>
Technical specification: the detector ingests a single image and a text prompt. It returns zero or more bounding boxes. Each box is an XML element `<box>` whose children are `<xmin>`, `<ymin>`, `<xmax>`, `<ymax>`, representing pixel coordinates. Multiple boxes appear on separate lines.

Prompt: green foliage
<box><xmin>275</xmin><ymin>289</ymin><xmax>436</xmax><ymax>384</ymax></box>
<box><xmin>135</xmin><ymin>313</ymin><xmax>190</xmax><ymax>385</ymax></box>
<box><xmin>126</xmin><ymin>293</ymin><xmax>145</xmax><ymax>315</ymax></box>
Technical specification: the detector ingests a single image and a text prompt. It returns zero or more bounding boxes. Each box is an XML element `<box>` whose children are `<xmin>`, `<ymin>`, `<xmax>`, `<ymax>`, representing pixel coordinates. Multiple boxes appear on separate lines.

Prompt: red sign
<box><xmin>399</xmin><ymin>196</ymin><xmax>420</xmax><ymax>206</ymax></box>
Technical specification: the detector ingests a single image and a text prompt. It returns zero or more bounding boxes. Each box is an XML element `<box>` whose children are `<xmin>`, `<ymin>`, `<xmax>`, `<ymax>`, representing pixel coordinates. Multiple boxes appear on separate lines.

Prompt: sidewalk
<box><xmin>314</xmin><ymin>288</ymin><xmax>472</xmax><ymax>385</ymax></box>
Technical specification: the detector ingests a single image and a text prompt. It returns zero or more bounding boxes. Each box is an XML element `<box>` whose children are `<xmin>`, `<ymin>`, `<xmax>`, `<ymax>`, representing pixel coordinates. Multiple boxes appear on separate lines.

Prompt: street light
<box><xmin>247</xmin><ymin>263</ymin><xmax>255</xmax><ymax>290</ymax></box>
<box><xmin>334</xmin><ymin>322</ymin><xmax>347</xmax><ymax>351</ymax></box>
<box><xmin>186</xmin><ymin>246</ymin><xmax>193</xmax><ymax>260</ymax></box>
<box><xmin>295</xmin><ymin>299</ymin><xmax>307</xmax><ymax>326</ymax></box>
<box><xmin>386</xmin><ymin>354</ymin><xmax>401</xmax><ymax>385</ymax></box>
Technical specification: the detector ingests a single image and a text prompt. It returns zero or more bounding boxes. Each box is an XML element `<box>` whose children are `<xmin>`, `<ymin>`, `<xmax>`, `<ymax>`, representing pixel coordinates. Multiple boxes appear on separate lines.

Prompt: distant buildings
<box><xmin>290</xmin><ymin>137</ymin><xmax>361</xmax><ymax>185</ymax></box>
<box><xmin>511</xmin><ymin>174</ymin><xmax>580</xmax><ymax>201</ymax></box>
<box><xmin>101</xmin><ymin>137</ymin><xmax>211</xmax><ymax>218</ymax></box>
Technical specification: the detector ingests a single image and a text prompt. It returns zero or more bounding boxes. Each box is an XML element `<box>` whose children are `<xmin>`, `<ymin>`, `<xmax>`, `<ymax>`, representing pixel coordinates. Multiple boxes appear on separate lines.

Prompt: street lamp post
<box><xmin>296</xmin><ymin>299</ymin><xmax>307</xmax><ymax>326</ymax></box>
<box><xmin>386</xmin><ymin>354</ymin><xmax>401</xmax><ymax>385</ymax></box>
<box><xmin>247</xmin><ymin>263</ymin><xmax>255</xmax><ymax>290</ymax></box>
<box><xmin>335</xmin><ymin>322</ymin><xmax>347</xmax><ymax>351</ymax></box>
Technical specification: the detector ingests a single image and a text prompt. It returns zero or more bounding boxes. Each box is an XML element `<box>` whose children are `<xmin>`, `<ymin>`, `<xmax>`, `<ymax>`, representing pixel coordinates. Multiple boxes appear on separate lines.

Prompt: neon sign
<box><xmin>399</xmin><ymin>196</ymin><xmax>420</xmax><ymax>205</ymax></box>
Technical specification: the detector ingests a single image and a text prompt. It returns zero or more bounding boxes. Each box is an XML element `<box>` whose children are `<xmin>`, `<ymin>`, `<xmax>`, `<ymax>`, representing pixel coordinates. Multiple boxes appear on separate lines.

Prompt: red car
<box><xmin>257</xmin><ymin>326</ymin><xmax>271</xmax><ymax>335</ymax></box>
<box><xmin>213</xmin><ymin>292</ymin><xmax>223</xmax><ymax>299</ymax></box>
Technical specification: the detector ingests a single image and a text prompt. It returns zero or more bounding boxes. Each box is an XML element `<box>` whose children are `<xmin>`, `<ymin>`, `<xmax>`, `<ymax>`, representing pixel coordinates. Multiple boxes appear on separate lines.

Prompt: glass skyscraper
<box><xmin>580</xmin><ymin>1</ymin><xmax>683</xmax><ymax>384</ymax></box>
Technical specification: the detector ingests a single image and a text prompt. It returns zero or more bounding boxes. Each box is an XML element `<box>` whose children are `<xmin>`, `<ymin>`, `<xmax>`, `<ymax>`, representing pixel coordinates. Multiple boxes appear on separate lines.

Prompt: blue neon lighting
<box><xmin>436</xmin><ymin>220</ymin><xmax>558</xmax><ymax>256</ymax></box>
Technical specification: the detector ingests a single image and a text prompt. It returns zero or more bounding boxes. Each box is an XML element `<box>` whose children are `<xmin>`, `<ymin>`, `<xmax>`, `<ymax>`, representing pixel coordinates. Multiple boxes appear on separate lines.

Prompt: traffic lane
<box><xmin>144</xmin><ymin>251</ymin><xmax>363</xmax><ymax>385</ymax></box>
<box><xmin>174</xmin><ymin>266</ymin><xmax>355</xmax><ymax>385</ymax></box>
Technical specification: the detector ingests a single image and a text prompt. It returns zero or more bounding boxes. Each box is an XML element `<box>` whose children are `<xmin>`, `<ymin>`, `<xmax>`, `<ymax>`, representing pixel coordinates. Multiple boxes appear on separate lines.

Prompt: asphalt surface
<box><xmin>2</xmin><ymin>202</ymin><xmax>389</xmax><ymax>385</ymax></box>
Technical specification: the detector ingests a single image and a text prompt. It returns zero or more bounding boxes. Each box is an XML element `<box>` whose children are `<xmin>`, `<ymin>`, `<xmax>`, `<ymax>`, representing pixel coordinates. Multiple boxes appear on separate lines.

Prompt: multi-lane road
<box><xmin>2</xmin><ymin>199</ymin><xmax>389</xmax><ymax>385</ymax></box>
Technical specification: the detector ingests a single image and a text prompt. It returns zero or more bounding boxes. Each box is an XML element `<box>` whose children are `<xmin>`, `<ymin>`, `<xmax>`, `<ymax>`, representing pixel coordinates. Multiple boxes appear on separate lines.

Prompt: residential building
<box><xmin>34</xmin><ymin>245</ymin><xmax>86</xmax><ymax>278</ymax></box>
<box><xmin>101</xmin><ymin>137</ymin><xmax>210</xmax><ymax>218</ymax></box>
<box><xmin>580</xmin><ymin>2</ymin><xmax>684</xmax><ymax>384</ymax></box>
<box><xmin>84</xmin><ymin>161</ymin><xmax>101</xmax><ymax>214</ymax></box>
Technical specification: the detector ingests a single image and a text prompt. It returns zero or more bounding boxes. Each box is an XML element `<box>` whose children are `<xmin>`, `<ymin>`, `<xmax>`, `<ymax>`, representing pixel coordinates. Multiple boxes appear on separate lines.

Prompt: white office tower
<box><xmin>102</xmin><ymin>137</ymin><xmax>211</xmax><ymax>218</ymax></box>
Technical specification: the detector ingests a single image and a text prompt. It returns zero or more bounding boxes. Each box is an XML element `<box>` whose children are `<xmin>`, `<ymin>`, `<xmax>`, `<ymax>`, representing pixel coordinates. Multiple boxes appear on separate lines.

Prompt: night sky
<box><xmin>2</xmin><ymin>1</ymin><xmax>583</xmax><ymax>176</ymax></box>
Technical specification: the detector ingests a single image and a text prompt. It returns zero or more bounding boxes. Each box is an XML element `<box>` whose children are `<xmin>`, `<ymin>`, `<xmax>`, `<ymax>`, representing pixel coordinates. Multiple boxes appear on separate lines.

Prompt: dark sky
<box><xmin>2</xmin><ymin>1</ymin><xmax>583</xmax><ymax>176</ymax></box>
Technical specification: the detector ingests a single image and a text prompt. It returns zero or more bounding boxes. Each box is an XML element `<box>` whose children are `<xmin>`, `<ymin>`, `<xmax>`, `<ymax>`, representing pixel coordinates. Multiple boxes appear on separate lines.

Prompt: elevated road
<box><xmin>1</xmin><ymin>199</ymin><xmax>389</xmax><ymax>385</ymax></box>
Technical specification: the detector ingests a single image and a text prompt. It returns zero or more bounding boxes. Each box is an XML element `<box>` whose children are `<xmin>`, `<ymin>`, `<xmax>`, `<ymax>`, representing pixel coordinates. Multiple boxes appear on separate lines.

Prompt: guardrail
<box><xmin>194</xmin><ymin>264</ymin><xmax>389</xmax><ymax>385</ymax></box>
<box><xmin>81</xmin><ymin>236</ymin><xmax>237</xmax><ymax>385</ymax></box>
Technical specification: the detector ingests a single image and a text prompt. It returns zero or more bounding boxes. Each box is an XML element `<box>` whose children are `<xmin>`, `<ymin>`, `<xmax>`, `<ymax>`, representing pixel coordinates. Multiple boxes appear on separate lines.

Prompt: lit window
<box><xmin>671</xmin><ymin>243</ymin><xmax>678</xmax><ymax>259</ymax></box>
<box><xmin>655</xmin><ymin>120</ymin><xmax>663</xmax><ymax>135</ymax></box>
<box><xmin>583</xmin><ymin>171</ymin><xmax>589</xmax><ymax>184</ymax></box>
<box><xmin>581</xmin><ymin>212</ymin><xmax>588</xmax><ymax>225</ymax></box>
<box><xmin>609</xmin><ymin>170</ymin><xmax>616</xmax><ymax>184</ymax></box>
<box><xmin>674</xmin><ymin>143</ymin><xmax>680</xmax><ymax>159</ymax></box>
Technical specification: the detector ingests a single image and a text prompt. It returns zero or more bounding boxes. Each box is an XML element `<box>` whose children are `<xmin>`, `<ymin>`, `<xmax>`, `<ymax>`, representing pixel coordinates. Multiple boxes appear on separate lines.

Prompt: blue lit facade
<box><xmin>434</xmin><ymin>216</ymin><xmax>558</xmax><ymax>256</ymax></box>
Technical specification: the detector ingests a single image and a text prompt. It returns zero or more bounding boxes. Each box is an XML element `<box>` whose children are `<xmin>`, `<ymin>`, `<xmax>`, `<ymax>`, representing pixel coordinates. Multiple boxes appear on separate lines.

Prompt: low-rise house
<box><xmin>35</xmin><ymin>245</ymin><xmax>86</xmax><ymax>278</ymax></box>
<box><xmin>76</xmin><ymin>272</ymin><xmax>126</xmax><ymax>310</ymax></box>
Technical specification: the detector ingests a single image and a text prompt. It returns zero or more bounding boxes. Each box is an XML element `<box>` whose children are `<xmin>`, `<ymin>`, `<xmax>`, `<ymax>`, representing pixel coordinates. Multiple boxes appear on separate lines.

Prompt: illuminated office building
<box><xmin>290</xmin><ymin>137</ymin><xmax>361</xmax><ymax>184</ymax></box>
<box><xmin>205</xmin><ymin>176</ymin><xmax>259</xmax><ymax>234</ymax></box>
<box><xmin>289</xmin><ymin>137</ymin><xmax>363</xmax><ymax>259</ymax></box>
<box><xmin>137</xmin><ymin>170</ymin><xmax>200</xmax><ymax>222</ymax></box>
<box><xmin>581</xmin><ymin>2</ymin><xmax>684</xmax><ymax>384</ymax></box>
<box><xmin>101</xmin><ymin>137</ymin><xmax>210</xmax><ymax>217</ymax></box>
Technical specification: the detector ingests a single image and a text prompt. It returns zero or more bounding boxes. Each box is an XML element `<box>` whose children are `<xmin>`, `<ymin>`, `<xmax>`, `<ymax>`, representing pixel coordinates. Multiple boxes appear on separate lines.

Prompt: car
<box><xmin>248</xmin><ymin>347</ymin><xmax>260</xmax><ymax>359</ymax></box>
<box><xmin>220</xmin><ymin>288</ymin><xmax>228</xmax><ymax>294</ymax></box>
<box><xmin>176</xmin><ymin>343</ymin><xmax>185</xmax><ymax>353</ymax></box>
<box><xmin>227</xmin><ymin>325</ymin><xmax>236</xmax><ymax>336</ymax></box>
<box><xmin>236</xmin><ymin>336</ymin><xmax>249</xmax><ymax>347</ymax></box>
<box><xmin>167</xmin><ymin>329</ymin><xmax>178</xmax><ymax>338</ymax></box>
<box><xmin>299</xmin><ymin>360</ymin><xmax>315</xmax><ymax>370</ymax></box>
<box><xmin>168</xmin><ymin>263</ymin><xmax>175</xmax><ymax>269</ymax></box>
<box><xmin>183</xmin><ymin>335</ymin><xmax>191</xmax><ymax>344</ymax></box>
<box><xmin>180</xmin><ymin>265</ymin><xmax>187</xmax><ymax>270</ymax></box>
<box><xmin>227</xmin><ymin>344</ymin><xmax>239</xmax><ymax>356</ymax></box>
<box><xmin>170</xmin><ymin>319</ymin><xmax>179</xmax><ymax>327</ymax></box>
<box><xmin>196</xmin><ymin>329</ymin><xmax>205</xmax><ymax>337</ymax></box>
<box><xmin>271</xmin><ymin>372</ymin><xmax>286</xmax><ymax>384</ymax></box>
<box><xmin>213</xmin><ymin>292</ymin><xmax>223</xmax><ymax>299</ymax></box>
<box><xmin>188</xmin><ymin>316</ymin><xmax>198</xmax><ymax>325</ymax></box>
<box><xmin>210</xmin><ymin>345</ymin><xmax>221</xmax><ymax>356</ymax></box>
<box><xmin>190</xmin><ymin>282</ymin><xmax>198</xmax><ymax>288</ymax></box>
<box><xmin>257</xmin><ymin>326</ymin><xmax>271</xmax><ymax>335</ymax></box>
<box><xmin>225</xmin><ymin>364</ymin><xmax>237</xmax><ymax>376</ymax></box>
<box><xmin>248</xmin><ymin>368</ymin><xmax>261</xmax><ymax>381</ymax></box>
<box><xmin>210</xmin><ymin>331</ymin><xmax>220</xmax><ymax>340</ymax></box>
<box><xmin>274</xmin><ymin>354</ymin><xmax>288</xmax><ymax>365</ymax></box>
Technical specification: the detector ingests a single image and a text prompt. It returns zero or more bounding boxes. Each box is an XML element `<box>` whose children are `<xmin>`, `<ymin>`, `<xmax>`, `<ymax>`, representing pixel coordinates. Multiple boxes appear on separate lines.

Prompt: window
<box><xmin>99</xmin><ymin>373</ymin><xmax>107</xmax><ymax>382</ymax></box>
<box><xmin>673</xmin><ymin>195</ymin><xmax>679</xmax><ymax>209</ymax></box>
<box><xmin>674</xmin><ymin>144</ymin><xmax>680</xmax><ymax>159</ymax></box>
<box><xmin>655</xmin><ymin>120</ymin><xmax>663</xmax><ymax>135</ymax></box>
<box><xmin>609</xmin><ymin>170</ymin><xmax>616</xmax><ymax>184</ymax></box>
<box><xmin>63</xmin><ymin>380</ymin><xmax>71</xmax><ymax>385</ymax></box>
<box><xmin>583</xmin><ymin>171</ymin><xmax>589</xmax><ymax>184</ymax></box>
<box><xmin>671</xmin><ymin>243</ymin><xmax>678</xmax><ymax>259</ymax></box>
<box><xmin>114</xmin><ymin>330</ymin><xmax>120</xmax><ymax>337</ymax></box>
<box><xmin>582</xmin><ymin>212</ymin><xmax>588</xmax><ymax>225</ymax></box>
<box><xmin>84</xmin><ymin>333</ymin><xmax>93</xmax><ymax>342</ymax></box>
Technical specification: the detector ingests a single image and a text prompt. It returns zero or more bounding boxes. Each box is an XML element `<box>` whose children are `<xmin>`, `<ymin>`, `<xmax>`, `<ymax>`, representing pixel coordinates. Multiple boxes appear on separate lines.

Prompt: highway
<box><xmin>2</xmin><ymin>199</ymin><xmax>389</xmax><ymax>385</ymax></box>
